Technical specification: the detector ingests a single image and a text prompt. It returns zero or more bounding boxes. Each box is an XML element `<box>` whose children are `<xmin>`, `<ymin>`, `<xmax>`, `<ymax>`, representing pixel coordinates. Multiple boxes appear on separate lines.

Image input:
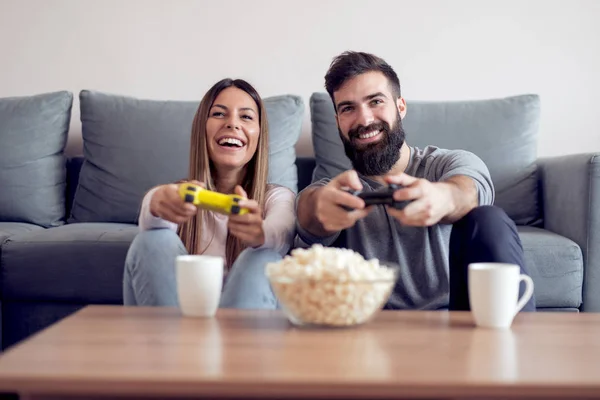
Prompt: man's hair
<box><xmin>324</xmin><ymin>51</ymin><xmax>401</xmax><ymax>109</ymax></box>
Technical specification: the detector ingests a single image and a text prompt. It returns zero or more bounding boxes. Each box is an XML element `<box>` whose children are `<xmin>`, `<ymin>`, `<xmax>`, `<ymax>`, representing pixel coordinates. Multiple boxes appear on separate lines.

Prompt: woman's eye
<box><xmin>241</xmin><ymin>115</ymin><xmax>253</xmax><ymax>120</ymax></box>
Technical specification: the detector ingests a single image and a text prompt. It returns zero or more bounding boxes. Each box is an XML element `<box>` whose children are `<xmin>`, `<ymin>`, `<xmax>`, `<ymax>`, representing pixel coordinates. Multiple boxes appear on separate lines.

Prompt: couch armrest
<box><xmin>538</xmin><ymin>153</ymin><xmax>600</xmax><ymax>311</ymax></box>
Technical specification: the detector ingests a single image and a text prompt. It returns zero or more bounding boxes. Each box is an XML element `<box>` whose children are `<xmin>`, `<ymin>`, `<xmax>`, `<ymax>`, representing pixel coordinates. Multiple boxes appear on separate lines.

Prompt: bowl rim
<box><xmin>266</xmin><ymin>265</ymin><xmax>399</xmax><ymax>284</ymax></box>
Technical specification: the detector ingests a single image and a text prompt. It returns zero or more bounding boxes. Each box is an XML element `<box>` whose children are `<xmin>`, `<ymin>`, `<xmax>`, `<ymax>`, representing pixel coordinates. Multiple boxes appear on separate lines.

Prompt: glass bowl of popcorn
<box><xmin>265</xmin><ymin>245</ymin><xmax>398</xmax><ymax>328</ymax></box>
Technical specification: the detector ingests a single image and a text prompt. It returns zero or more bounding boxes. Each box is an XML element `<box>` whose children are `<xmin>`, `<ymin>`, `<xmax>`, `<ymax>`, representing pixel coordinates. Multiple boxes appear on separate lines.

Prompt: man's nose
<box><xmin>356</xmin><ymin>105</ymin><xmax>375</xmax><ymax>127</ymax></box>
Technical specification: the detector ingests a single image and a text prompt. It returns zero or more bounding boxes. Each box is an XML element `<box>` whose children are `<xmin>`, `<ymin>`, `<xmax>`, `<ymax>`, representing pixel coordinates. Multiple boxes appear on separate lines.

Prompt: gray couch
<box><xmin>1</xmin><ymin>90</ymin><xmax>598</xmax><ymax>351</ymax></box>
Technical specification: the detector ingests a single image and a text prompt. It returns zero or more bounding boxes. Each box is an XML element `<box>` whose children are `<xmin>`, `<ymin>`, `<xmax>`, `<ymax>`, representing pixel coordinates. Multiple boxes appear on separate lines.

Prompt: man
<box><xmin>296</xmin><ymin>51</ymin><xmax>536</xmax><ymax>311</ymax></box>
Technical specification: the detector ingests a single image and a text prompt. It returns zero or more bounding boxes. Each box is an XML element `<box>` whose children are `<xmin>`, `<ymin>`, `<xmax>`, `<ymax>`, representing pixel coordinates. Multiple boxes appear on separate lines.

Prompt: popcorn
<box><xmin>266</xmin><ymin>245</ymin><xmax>396</xmax><ymax>327</ymax></box>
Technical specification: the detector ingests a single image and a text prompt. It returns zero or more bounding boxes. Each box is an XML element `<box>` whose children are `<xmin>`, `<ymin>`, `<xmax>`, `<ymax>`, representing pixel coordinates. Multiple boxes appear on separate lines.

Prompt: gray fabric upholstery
<box><xmin>0</xmin><ymin>223</ymin><xmax>44</xmax><ymax>300</ymax></box>
<box><xmin>0</xmin><ymin>223</ymin><xmax>137</xmax><ymax>303</ymax></box>
<box><xmin>70</xmin><ymin>90</ymin><xmax>304</xmax><ymax>224</ymax></box>
<box><xmin>538</xmin><ymin>153</ymin><xmax>600</xmax><ymax>311</ymax></box>
<box><xmin>0</xmin><ymin>222</ymin><xmax>43</xmax><ymax>244</ymax></box>
<box><xmin>297</xmin><ymin>157</ymin><xmax>317</xmax><ymax>192</ymax></box>
<box><xmin>0</xmin><ymin>91</ymin><xmax>72</xmax><ymax>227</ymax></box>
<box><xmin>310</xmin><ymin>92</ymin><xmax>541</xmax><ymax>226</ymax></box>
<box><xmin>518</xmin><ymin>226</ymin><xmax>583</xmax><ymax>309</ymax></box>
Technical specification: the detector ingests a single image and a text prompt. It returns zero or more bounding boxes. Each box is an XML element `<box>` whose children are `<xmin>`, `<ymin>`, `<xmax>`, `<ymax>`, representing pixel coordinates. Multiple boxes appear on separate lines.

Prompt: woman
<box><xmin>123</xmin><ymin>78</ymin><xmax>295</xmax><ymax>309</ymax></box>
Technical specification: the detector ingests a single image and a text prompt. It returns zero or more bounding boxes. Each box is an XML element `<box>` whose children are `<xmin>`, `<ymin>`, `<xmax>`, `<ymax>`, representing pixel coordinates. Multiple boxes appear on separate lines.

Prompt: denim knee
<box><xmin>123</xmin><ymin>229</ymin><xmax>186</xmax><ymax>307</ymax></box>
<box><xmin>463</xmin><ymin>205</ymin><xmax>510</xmax><ymax>226</ymax></box>
<box><xmin>454</xmin><ymin>205</ymin><xmax>520</xmax><ymax>259</ymax></box>
<box><xmin>220</xmin><ymin>247</ymin><xmax>282</xmax><ymax>309</ymax></box>
<box><xmin>232</xmin><ymin>247</ymin><xmax>283</xmax><ymax>271</ymax></box>
<box><xmin>128</xmin><ymin>229</ymin><xmax>183</xmax><ymax>256</ymax></box>
<box><xmin>126</xmin><ymin>229</ymin><xmax>185</xmax><ymax>267</ymax></box>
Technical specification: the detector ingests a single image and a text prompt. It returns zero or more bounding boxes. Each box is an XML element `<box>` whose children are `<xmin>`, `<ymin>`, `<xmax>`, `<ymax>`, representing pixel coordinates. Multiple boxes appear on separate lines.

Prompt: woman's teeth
<box><xmin>218</xmin><ymin>138</ymin><xmax>243</xmax><ymax>147</ymax></box>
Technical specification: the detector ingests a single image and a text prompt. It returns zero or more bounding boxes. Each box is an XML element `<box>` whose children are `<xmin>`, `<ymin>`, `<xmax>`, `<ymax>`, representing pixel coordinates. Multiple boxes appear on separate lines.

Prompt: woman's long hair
<box><xmin>177</xmin><ymin>78</ymin><xmax>269</xmax><ymax>269</ymax></box>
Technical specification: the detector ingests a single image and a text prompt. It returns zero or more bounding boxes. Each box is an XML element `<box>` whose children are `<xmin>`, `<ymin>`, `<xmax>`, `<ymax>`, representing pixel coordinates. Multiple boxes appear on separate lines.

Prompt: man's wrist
<box><xmin>298</xmin><ymin>187</ymin><xmax>320</xmax><ymax>235</ymax></box>
<box><xmin>436</xmin><ymin>181</ymin><xmax>459</xmax><ymax>218</ymax></box>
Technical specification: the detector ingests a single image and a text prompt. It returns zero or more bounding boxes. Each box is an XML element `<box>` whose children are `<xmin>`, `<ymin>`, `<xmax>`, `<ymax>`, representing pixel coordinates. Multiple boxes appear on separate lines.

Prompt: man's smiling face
<box><xmin>334</xmin><ymin>71</ymin><xmax>407</xmax><ymax>176</ymax></box>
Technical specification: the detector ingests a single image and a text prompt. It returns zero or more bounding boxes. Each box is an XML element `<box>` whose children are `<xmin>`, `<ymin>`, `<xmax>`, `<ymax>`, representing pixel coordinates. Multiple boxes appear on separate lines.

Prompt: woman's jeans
<box><xmin>123</xmin><ymin>229</ymin><xmax>281</xmax><ymax>309</ymax></box>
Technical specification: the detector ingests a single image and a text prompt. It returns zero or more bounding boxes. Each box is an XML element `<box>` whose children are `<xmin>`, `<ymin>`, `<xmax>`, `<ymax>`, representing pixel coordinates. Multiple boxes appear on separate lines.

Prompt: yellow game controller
<box><xmin>178</xmin><ymin>183</ymin><xmax>249</xmax><ymax>216</ymax></box>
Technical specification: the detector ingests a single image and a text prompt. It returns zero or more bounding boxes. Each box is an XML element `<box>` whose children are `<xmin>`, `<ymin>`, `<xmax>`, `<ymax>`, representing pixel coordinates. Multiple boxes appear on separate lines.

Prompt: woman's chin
<box><xmin>212</xmin><ymin>156</ymin><xmax>248</xmax><ymax>171</ymax></box>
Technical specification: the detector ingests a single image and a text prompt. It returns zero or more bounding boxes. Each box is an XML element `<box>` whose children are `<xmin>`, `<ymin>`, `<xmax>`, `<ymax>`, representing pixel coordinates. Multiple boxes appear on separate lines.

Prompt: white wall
<box><xmin>1</xmin><ymin>0</ymin><xmax>599</xmax><ymax>157</ymax></box>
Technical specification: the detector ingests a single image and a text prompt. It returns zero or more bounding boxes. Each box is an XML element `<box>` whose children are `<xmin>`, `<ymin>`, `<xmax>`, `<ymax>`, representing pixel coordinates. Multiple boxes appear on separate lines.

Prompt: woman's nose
<box><xmin>226</xmin><ymin>119</ymin><xmax>240</xmax><ymax>130</ymax></box>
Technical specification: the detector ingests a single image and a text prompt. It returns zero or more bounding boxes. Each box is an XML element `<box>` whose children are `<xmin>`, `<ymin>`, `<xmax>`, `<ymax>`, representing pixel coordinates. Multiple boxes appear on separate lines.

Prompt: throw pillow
<box><xmin>0</xmin><ymin>91</ymin><xmax>72</xmax><ymax>227</ymax></box>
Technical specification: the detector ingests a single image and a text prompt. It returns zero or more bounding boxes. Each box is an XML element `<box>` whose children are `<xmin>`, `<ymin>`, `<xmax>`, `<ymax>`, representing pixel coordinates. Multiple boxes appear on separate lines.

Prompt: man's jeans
<box><xmin>448</xmin><ymin>205</ymin><xmax>536</xmax><ymax>311</ymax></box>
<box><xmin>123</xmin><ymin>229</ymin><xmax>281</xmax><ymax>309</ymax></box>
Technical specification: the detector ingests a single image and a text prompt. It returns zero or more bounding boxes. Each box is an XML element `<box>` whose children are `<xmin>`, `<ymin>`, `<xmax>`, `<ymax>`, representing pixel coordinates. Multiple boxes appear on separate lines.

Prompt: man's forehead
<box><xmin>334</xmin><ymin>71</ymin><xmax>391</xmax><ymax>102</ymax></box>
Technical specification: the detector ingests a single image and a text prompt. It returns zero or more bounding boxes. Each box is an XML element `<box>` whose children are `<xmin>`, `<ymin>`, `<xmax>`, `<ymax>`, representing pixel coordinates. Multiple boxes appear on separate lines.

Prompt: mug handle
<box><xmin>514</xmin><ymin>274</ymin><xmax>535</xmax><ymax>315</ymax></box>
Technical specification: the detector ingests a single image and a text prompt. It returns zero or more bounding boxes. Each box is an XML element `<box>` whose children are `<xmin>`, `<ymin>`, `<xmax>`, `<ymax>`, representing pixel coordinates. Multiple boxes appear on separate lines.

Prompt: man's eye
<box><xmin>371</xmin><ymin>99</ymin><xmax>383</xmax><ymax>105</ymax></box>
<box><xmin>340</xmin><ymin>107</ymin><xmax>352</xmax><ymax>113</ymax></box>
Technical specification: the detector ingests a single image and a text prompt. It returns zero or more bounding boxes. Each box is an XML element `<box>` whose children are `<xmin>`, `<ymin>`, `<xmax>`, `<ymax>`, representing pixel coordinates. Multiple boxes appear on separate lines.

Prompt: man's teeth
<box><xmin>358</xmin><ymin>130</ymin><xmax>380</xmax><ymax>139</ymax></box>
<box><xmin>218</xmin><ymin>138</ymin><xmax>244</xmax><ymax>147</ymax></box>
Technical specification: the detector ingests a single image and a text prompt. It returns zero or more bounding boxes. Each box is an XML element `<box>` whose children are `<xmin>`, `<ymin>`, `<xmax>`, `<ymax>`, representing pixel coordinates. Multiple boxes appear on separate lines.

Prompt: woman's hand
<box><xmin>227</xmin><ymin>185</ymin><xmax>265</xmax><ymax>247</ymax></box>
<box><xmin>149</xmin><ymin>181</ymin><xmax>203</xmax><ymax>224</ymax></box>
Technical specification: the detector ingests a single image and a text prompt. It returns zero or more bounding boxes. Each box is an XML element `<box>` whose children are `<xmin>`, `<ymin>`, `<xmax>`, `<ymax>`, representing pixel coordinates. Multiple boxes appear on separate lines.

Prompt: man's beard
<box><xmin>340</xmin><ymin>112</ymin><xmax>405</xmax><ymax>176</ymax></box>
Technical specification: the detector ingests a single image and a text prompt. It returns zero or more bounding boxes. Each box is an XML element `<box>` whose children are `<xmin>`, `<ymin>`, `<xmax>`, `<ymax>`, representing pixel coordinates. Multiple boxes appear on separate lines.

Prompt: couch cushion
<box><xmin>0</xmin><ymin>222</ymin><xmax>44</xmax><ymax>276</ymax></box>
<box><xmin>0</xmin><ymin>91</ymin><xmax>72</xmax><ymax>227</ymax></box>
<box><xmin>69</xmin><ymin>90</ymin><xmax>304</xmax><ymax>224</ymax></box>
<box><xmin>0</xmin><ymin>223</ymin><xmax>138</xmax><ymax>303</ymax></box>
<box><xmin>0</xmin><ymin>222</ymin><xmax>44</xmax><ymax>244</ymax></box>
<box><xmin>310</xmin><ymin>92</ymin><xmax>541</xmax><ymax>225</ymax></box>
<box><xmin>518</xmin><ymin>226</ymin><xmax>583</xmax><ymax>308</ymax></box>
<box><xmin>296</xmin><ymin>157</ymin><xmax>317</xmax><ymax>193</ymax></box>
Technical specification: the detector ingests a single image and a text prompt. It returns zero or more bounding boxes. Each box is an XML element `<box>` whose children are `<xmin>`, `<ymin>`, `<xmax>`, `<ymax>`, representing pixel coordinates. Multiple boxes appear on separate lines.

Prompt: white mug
<box><xmin>468</xmin><ymin>263</ymin><xmax>534</xmax><ymax>329</ymax></box>
<box><xmin>176</xmin><ymin>255</ymin><xmax>224</xmax><ymax>317</ymax></box>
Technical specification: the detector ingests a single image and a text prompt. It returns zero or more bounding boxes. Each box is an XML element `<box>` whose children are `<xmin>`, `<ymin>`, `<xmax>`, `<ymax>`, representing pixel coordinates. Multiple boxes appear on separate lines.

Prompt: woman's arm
<box><xmin>259</xmin><ymin>185</ymin><xmax>297</xmax><ymax>256</ymax></box>
<box><xmin>138</xmin><ymin>187</ymin><xmax>178</xmax><ymax>231</ymax></box>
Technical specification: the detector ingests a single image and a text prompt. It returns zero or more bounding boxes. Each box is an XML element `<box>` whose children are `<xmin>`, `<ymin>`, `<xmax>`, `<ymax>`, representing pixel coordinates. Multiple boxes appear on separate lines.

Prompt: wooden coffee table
<box><xmin>0</xmin><ymin>306</ymin><xmax>599</xmax><ymax>399</ymax></box>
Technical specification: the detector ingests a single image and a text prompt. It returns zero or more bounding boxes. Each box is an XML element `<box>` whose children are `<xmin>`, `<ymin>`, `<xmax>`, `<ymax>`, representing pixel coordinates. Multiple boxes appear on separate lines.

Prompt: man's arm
<box><xmin>385</xmin><ymin>149</ymin><xmax>493</xmax><ymax>227</ymax></box>
<box><xmin>296</xmin><ymin>171</ymin><xmax>372</xmax><ymax>244</ymax></box>
<box><xmin>437</xmin><ymin>175</ymin><xmax>478</xmax><ymax>223</ymax></box>
<box><xmin>297</xmin><ymin>186</ymin><xmax>334</xmax><ymax>237</ymax></box>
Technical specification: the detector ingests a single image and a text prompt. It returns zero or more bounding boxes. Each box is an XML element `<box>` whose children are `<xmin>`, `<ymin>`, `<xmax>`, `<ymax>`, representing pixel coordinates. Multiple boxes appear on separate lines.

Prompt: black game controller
<box><xmin>343</xmin><ymin>184</ymin><xmax>411</xmax><ymax>211</ymax></box>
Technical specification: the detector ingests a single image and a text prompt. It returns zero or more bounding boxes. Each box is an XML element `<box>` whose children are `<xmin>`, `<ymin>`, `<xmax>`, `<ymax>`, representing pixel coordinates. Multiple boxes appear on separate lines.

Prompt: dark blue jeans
<box><xmin>449</xmin><ymin>205</ymin><xmax>536</xmax><ymax>311</ymax></box>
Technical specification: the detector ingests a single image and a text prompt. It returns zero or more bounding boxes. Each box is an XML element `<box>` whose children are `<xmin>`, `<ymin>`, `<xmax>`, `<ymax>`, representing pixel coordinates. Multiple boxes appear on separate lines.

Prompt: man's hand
<box><xmin>384</xmin><ymin>173</ymin><xmax>477</xmax><ymax>226</ymax></box>
<box><xmin>149</xmin><ymin>181</ymin><xmax>201</xmax><ymax>224</ymax></box>
<box><xmin>227</xmin><ymin>185</ymin><xmax>266</xmax><ymax>248</ymax></box>
<box><xmin>298</xmin><ymin>170</ymin><xmax>373</xmax><ymax>237</ymax></box>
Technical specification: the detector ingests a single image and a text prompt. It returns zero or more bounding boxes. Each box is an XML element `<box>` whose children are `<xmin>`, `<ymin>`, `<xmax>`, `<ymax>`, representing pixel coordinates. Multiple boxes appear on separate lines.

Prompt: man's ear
<box><xmin>397</xmin><ymin>97</ymin><xmax>407</xmax><ymax>120</ymax></box>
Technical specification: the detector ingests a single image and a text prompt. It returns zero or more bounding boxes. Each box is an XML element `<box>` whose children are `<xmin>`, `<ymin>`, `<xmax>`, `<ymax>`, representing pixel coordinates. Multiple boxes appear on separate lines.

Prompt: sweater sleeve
<box><xmin>138</xmin><ymin>187</ymin><xmax>178</xmax><ymax>231</ymax></box>
<box><xmin>257</xmin><ymin>185</ymin><xmax>296</xmax><ymax>256</ymax></box>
